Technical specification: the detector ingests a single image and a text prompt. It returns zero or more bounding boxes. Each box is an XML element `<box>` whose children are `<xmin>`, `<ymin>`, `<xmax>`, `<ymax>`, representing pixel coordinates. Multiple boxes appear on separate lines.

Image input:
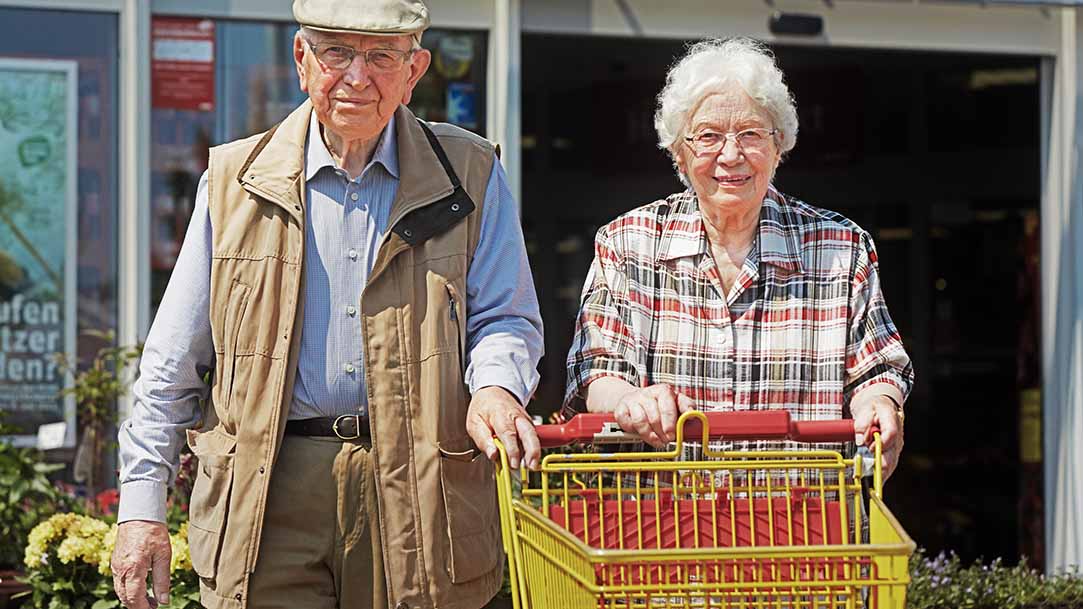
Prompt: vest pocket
<box><xmin>219</xmin><ymin>280</ymin><xmax>251</xmax><ymax>415</ymax></box>
<box><xmin>437</xmin><ymin>442</ymin><xmax>501</xmax><ymax>583</ymax></box>
<box><xmin>186</xmin><ymin>427</ymin><xmax>238</xmax><ymax>581</ymax></box>
<box><xmin>445</xmin><ymin>283</ymin><xmax>465</xmax><ymax>379</ymax></box>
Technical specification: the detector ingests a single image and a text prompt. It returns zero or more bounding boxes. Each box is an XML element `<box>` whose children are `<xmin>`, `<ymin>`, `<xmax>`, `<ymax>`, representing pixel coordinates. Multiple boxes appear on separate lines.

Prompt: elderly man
<box><xmin>110</xmin><ymin>2</ymin><xmax>544</xmax><ymax>608</ymax></box>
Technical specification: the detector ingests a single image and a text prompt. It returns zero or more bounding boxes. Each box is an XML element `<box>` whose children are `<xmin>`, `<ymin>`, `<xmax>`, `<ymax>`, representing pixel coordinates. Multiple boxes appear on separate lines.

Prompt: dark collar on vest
<box><xmin>235</xmin><ymin>102</ymin><xmax>476</xmax><ymax>246</ymax></box>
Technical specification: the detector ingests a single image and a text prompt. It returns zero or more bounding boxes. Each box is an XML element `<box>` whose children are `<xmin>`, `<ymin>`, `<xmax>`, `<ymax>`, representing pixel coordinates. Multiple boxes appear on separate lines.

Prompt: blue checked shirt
<box><xmin>117</xmin><ymin>113</ymin><xmax>544</xmax><ymax>523</ymax></box>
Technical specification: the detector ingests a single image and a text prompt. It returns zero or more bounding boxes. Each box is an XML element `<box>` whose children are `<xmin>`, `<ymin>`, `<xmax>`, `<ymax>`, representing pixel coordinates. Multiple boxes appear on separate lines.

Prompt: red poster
<box><xmin>152</xmin><ymin>17</ymin><xmax>215</xmax><ymax>111</ymax></box>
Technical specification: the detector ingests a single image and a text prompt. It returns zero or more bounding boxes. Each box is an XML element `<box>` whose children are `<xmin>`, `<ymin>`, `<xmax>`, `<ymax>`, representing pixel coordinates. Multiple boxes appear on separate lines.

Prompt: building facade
<box><xmin>0</xmin><ymin>0</ymin><xmax>1080</xmax><ymax>571</ymax></box>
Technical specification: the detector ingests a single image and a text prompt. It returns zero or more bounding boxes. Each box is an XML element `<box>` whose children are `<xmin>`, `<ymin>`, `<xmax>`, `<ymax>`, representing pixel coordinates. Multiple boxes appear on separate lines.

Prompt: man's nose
<box><xmin>341</xmin><ymin>54</ymin><xmax>373</xmax><ymax>86</ymax></box>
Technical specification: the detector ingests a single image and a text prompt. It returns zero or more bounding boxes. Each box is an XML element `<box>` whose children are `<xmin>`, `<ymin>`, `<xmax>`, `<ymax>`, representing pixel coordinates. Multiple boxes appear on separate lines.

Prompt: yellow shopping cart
<box><xmin>494</xmin><ymin>410</ymin><xmax>915</xmax><ymax>609</ymax></box>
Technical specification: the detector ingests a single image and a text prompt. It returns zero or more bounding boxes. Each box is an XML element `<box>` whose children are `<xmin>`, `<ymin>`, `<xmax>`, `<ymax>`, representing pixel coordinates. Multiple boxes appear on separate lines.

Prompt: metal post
<box><xmin>488</xmin><ymin>0</ymin><xmax>521</xmax><ymax>204</ymax></box>
<box><xmin>1041</xmin><ymin>6</ymin><xmax>1083</xmax><ymax>573</ymax></box>
<box><xmin>117</xmin><ymin>0</ymin><xmax>151</xmax><ymax>421</ymax></box>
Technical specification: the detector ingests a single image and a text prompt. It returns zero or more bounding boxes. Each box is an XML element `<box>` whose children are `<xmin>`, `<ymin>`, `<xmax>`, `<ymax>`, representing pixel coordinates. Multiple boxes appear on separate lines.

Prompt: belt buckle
<box><xmin>332</xmin><ymin>414</ymin><xmax>361</xmax><ymax>440</ymax></box>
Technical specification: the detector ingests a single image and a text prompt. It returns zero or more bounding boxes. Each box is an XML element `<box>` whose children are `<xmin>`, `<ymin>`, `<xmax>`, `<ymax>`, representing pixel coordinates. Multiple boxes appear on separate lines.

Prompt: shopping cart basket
<box><xmin>494</xmin><ymin>410</ymin><xmax>915</xmax><ymax>609</ymax></box>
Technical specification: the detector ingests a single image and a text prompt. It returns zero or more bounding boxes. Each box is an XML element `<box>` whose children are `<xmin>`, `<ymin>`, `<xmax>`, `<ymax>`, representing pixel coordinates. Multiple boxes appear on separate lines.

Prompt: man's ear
<box><xmin>401</xmin><ymin>48</ymin><xmax>431</xmax><ymax>105</ymax></box>
<box><xmin>293</xmin><ymin>32</ymin><xmax>309</xmax><ymax>93</ymax></box>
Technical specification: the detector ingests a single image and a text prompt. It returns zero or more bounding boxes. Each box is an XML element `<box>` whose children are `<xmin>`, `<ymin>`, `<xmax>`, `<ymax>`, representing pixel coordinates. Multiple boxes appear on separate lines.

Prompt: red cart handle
<box><xmin>535</xmin><ymin>410</ymin><xmax>856</xmax><ymax>448</ymax></box>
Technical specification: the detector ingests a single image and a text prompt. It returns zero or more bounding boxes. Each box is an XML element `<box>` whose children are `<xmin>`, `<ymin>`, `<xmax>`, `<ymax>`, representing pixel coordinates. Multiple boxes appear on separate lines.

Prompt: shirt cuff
<box><xmin>469</xmin><ymin>364</ymin><xmax>534</xmax><ymax>406</ymax></box>
<box><xmin>117</xmin><ymin>480</ymin><xmax>169</xmax><ymax>524</ymax></box>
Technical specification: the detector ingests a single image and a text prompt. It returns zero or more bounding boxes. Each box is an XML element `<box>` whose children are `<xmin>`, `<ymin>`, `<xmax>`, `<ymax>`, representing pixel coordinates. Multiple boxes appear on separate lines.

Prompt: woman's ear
<box><xmin>674</xmin><ymin>146</ymin><xmax>688</xmax><ymax>176</ymax></box>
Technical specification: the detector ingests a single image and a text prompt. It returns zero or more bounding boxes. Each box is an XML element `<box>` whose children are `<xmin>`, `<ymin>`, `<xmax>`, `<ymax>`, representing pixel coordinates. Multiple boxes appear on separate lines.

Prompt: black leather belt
<box><xmin>284</xmin><ymin>414</ymin><xmax>370</xmax><ymax>440</ymax></box>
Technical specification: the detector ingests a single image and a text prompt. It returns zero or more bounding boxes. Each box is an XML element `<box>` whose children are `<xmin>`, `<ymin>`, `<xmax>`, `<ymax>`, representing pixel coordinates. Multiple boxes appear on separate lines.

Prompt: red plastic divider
<box><xmin>536</xmin><ymin>410</ymin><xmax>856</xmax><ymax>448</ymax></box>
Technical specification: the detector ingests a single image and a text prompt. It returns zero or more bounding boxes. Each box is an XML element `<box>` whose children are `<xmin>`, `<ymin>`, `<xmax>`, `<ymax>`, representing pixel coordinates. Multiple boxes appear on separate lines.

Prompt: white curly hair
<box><xmin>654</xmin><ymin>37</ymin><xmax>799</xmax><ymax>180</ymax></box>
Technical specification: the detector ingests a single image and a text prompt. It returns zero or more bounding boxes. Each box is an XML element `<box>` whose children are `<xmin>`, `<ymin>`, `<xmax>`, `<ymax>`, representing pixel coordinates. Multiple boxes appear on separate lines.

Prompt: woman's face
<box><xmin>676</xmin><ymin>89</ymin><xmax>781</xmax><ymax>216</ymax></box>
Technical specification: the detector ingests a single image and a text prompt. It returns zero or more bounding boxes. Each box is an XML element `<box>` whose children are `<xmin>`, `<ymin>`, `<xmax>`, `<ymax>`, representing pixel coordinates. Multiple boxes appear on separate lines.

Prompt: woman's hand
<box><xmin>613</xmin><ymin>384</ymin><xmax>696</xmax><ymax>448</ymax></box>
<box><xmin>851</xmin><ymin>391</ymin><xmax>905</xmax><ymax>480</ymax></box>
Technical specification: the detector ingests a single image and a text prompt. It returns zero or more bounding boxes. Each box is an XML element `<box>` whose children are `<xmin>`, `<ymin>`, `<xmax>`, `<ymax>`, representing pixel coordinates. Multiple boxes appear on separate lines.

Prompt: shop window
<box><xmin>0</xmin><ymin>7</ymin><xmax>118</xmax><ymax>443</ymax></box>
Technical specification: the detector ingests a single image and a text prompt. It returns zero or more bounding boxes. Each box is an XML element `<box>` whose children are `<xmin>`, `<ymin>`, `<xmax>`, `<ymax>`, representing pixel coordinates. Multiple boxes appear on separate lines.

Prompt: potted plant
<box><xmin>0</xmin><ymin>416</ymin><xmax>75</xmax><ymax>609</ymax></box>
<box><xmin>54</xmin><ymin>331</ymin><xmax>141</xmax><ymax>500</ymax></box>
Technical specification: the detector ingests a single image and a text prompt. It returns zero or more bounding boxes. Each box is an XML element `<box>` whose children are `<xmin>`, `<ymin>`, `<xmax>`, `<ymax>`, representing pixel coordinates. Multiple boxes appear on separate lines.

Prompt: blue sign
<box><xmin>447</xmin><ymin>82</ymin><xmax>477</xmax><ymax>130</ymax></box>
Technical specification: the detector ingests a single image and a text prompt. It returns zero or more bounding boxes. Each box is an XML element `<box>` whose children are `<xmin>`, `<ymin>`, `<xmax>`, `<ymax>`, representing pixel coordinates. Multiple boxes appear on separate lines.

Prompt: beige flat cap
<box><xmin>293</xmin><ymin>0</ymin><xmax>430</xmax><ymax>36</ymax></box>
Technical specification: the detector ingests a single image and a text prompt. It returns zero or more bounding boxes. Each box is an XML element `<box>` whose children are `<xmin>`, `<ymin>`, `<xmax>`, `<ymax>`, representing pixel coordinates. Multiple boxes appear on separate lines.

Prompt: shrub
<box><xmin>20</xmin><ymin>513</ymin><xmax>200</xmax><ymax>609</ymax></box>
<box><xmin>908</xmin><ymin>548</ymin><xmax>1083</xmax><ymax>609</ymax></box>
<box><xmin>0</xmin><ymin>419</ymin><xmax>75</xmax><ymax>570</ymax></box>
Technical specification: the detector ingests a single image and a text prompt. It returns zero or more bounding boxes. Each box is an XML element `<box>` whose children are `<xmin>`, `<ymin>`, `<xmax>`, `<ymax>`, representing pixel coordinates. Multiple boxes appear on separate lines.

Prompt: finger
<box><xmin>627</xmin><ymin>401</ymin><xmax>665</xmax><ymax>448</ymax></box>
<box><xmin>492</xmin><ymin>410</ymin><xmax>522</xmax><ymax>469</ymax></box>
<box><xmin>113</xmin><ymin>572</ymin><xmax>127</xmax><ymax>608</ymax></box>
<box><xmin>852</xmin><ymin>404</ymin><xmax>876</xmax><ymax>446</ymax></box>
<box><xmin>466</xmin><ymin>414</ymin><xmax>498</xmax><ymax>461</ymax></box>
<box><xmin>112</xmin><ymin>567</ymin><xmax>127</xmax><ymax>605</ymax></box>
<box><xmin>676</xmin><ymin>393</ymin><xmax>695</xmax><ymax>414</ymax></box>
<box><xmin>655</xmin><ymin>387</ymin><xmax>679</xmax><ymax>441</ymax></box>
<box><xmin>150</xmin><ymin>546</ymin><xmax>171</xmax><ymax>607</ymax></box>
<box><xmin>123</xmin><ymin>568</ymin><xmax>151</xmax><ymax>609</ymax></box>
<box><xmin>640</xmin><ymin>395</ymin><xmax>667</xmax><ymax>445</ymax></box>
<box><xmin>614</xmin><ymin>400</ymin><xmax>636</xmax><ymax>434</ymax></box>
<box><xmin>515</xmin><ymin>414</ymin><xmax>542</xmax><ymax>470</ymax></box>
<box><xmin>882</xmin><ymin>443</ymin><xmax>901</xmax><ymax>481</ymax></box>
<box><xmin>874</xmin><ymin>401</ymin><xmax>900</xmax><ymax>449</ymax></box>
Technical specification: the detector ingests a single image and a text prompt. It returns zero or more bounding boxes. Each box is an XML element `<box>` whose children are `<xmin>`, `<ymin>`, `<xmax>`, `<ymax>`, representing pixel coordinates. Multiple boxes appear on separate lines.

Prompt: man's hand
<box><xmin>851</xmin><ymin>392</ymin><xmax>905</xmax><ymax>480</ymax></box>
<box><xmin>111</xmin><ymin>520</ymin><xmax>171</xmax><ymax>609</ymax></box>
<box><xmin>466</xmin><ymin>385</ymin><xmax>541</xmax><ymax>470</ymax></box>
<box><xmin>613</xmin><ymin>384</ymin><xmax>695</xmax><ymax>449</ymax></box>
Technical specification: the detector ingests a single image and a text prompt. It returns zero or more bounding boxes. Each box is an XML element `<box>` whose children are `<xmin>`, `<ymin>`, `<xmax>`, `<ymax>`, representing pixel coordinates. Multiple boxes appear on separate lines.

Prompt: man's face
<box><xmin>293</xmin><ymin>29</ymin><xmax>431</xmax><ymax>141</ymax></box>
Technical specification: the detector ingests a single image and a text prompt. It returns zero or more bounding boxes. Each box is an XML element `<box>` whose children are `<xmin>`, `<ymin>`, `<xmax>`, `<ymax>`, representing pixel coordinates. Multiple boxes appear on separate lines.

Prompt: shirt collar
<box><xmin>756</xmin><ymin>187</ymin><xmax>805</xmax><ymax>274</ymax></box>
<box><xmin>304</xmin><ymin>111</ymin><xmax>400</xmax><ymax>181</ymax></box>
<box><xmin>656</xmin><ymin>186</ymin><xmax>804</xmax><ymax>274</ymax></box>
<box><xmin>656</xmin><ymin>190</ymin><xmax>709</xmax><ymax>262</ymax></box>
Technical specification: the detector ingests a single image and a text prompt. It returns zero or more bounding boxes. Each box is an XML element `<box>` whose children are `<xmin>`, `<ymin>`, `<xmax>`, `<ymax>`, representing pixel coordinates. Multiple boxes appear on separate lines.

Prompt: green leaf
<box><xmin>91</xmin><ymin>599</ymin><xmax>120</xmax><ymax>609</ymax></box>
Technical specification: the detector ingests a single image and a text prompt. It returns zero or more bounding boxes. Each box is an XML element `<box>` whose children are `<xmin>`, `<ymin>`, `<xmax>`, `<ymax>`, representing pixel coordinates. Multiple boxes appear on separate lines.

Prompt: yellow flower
<box><xmin>98</xmin><ymin>524</ymin><xmax>119</xmax><ymax>576</ymax></box>
<box><xmin>55</xmin><ymin>515</ymin><xmax>109</xmax><ymax>565</ymax></box>
<box><xmin>169</xmin><ymin>522</ymin><xmax>192</xmax><ymax>573</ymax></box>
<box><xmin>24</xmin><ymin>513</ymin><xmax>110</xmax><ymax>570</ymax></box>
<box><xmin>24</xmin><ymin>513</ymin><xmax>77</xmax><ymax>568</ymax></box>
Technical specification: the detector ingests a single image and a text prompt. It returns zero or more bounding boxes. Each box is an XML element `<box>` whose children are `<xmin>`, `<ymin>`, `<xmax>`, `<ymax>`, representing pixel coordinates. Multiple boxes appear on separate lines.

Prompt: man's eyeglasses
<box><xmin>305</xmin><ymin>40</ymin><xmax>415</xmax><ymax>72</ymax></box>
<box><xmin>683</xmin><ymin>127</ymin><xmax>778</xmax><ymax>156</ymax></box>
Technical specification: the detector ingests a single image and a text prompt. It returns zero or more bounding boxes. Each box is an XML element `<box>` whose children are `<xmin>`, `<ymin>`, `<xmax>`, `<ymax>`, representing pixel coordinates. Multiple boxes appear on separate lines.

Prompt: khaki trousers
<box><xmin>243</xmin><ymin>434</ymin><xmax>386</xmax><ymax>609</ymax></box>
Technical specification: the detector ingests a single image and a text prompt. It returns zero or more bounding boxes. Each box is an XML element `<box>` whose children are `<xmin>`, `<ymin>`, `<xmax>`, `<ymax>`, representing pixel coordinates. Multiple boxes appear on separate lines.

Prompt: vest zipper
<box><xmin>446</xmin><ymin>284</ymin><xmax>465</xmax><ymax>379</ymax></box>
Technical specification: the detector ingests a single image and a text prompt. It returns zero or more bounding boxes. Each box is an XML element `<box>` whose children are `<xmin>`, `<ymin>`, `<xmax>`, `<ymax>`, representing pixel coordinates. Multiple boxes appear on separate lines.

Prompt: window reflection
<box><xmin>0</xmin><ymin>7</ymin><xmax>119</xmax><ymax>437</ymax></box>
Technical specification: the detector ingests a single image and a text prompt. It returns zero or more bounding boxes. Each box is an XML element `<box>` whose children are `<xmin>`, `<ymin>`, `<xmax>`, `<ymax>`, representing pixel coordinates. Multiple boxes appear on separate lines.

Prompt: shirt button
<box><xmin>346</xmin><ymin>305</ymin><xmax>357</xmax><ymax>316</ymax></box>
<box><xmin>344</xmin><ymin>363</ymin><xmax>355</xmax><ymax>374</ymax></box>
<box><xmin>348</xmin><ymin>248</ymin><xmax>358</xmax><ymax>260</ymax></box>
<box><xmin>350</xmin><ymin>192</ymin><xmax>359</xmax><ymax>201</ymax></box>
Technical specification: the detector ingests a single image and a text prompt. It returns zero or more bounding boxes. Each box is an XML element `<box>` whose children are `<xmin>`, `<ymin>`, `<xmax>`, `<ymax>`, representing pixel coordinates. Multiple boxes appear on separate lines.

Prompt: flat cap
<box><xmin>293</xmin><ymin>0</ymin><xmax>430</xmax><ymax>36</ymax></box>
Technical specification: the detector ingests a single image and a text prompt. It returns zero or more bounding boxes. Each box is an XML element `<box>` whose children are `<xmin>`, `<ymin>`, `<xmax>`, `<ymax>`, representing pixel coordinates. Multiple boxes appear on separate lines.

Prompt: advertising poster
<box><xmin>152</xmin><ymin>17</ymin><xmax>216</xmax><ymax>112</ymax></box>
<box><xmin>0</xmin><ymin>58</ymin><xmax>78</xmax><ymax>446</ymax></box>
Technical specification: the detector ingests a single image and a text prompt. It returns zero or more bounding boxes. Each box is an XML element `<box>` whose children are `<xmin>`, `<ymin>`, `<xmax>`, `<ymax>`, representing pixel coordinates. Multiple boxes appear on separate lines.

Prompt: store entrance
<box><xmin>520</xmin><ymin>34</ymin><xmax>1043</xmax><ymax>566</ymax></box>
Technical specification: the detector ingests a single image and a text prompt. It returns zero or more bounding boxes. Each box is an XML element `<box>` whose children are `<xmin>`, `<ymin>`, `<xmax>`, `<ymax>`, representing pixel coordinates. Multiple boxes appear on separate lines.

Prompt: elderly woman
<box><xmin>563</xmin><ymin>38</ymin><xmax>913</xmax><ymax>478</ymax></box>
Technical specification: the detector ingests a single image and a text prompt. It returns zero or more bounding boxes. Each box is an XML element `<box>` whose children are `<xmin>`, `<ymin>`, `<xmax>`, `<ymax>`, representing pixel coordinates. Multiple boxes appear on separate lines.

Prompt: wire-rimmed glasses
<box><xmin>683</xmin><ymin>127</ymin><xmax>779</xmax><ymax>156</ymax></box>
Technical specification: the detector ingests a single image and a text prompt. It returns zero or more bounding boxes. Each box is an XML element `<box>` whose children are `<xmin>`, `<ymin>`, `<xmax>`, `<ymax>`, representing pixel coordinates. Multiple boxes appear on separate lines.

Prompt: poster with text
<box><xmin>0</xmin><ymin>58</ymin><xmax>78</xmax><ymax>446</ymax></box>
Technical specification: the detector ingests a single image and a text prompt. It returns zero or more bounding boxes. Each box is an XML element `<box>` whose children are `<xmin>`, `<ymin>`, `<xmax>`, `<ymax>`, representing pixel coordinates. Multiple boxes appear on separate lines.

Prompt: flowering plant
<box><xmin>20</xmin><ymin>513</ymin><xmax>201</xmax><ymax>609</ymax></box>
<box><xmin>0</xmin><ymin>416</ymin><xmax>75</xmax><ymax>569</ymax></box>
<box><xmin>908</xmin><ymin>548</ymin><xmax>1083</xmax><ymax>609</ymax></box>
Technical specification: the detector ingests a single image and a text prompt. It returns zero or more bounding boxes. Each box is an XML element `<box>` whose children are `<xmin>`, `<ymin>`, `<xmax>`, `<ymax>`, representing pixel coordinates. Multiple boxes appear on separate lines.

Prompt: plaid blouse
<box><xmin>563</xmin><ymin>187</ymin><xmax>913</xmax><ymax>455</ymax></box>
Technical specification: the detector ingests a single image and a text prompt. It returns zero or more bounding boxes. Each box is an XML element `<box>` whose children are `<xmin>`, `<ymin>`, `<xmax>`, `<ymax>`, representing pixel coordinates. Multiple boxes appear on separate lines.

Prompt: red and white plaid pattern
<box><xmin>563</xmin><ymin>187</ymin><xmax>913</xmax><ymax>455</ymax></box>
